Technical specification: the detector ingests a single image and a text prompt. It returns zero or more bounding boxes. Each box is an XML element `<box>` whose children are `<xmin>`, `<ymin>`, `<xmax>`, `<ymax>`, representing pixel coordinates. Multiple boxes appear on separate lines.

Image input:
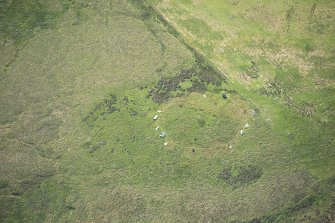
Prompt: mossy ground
<box><xmin>0</xmin><ymin>0</ymin><xmax>334</xmax><ymax>222</ymax></box>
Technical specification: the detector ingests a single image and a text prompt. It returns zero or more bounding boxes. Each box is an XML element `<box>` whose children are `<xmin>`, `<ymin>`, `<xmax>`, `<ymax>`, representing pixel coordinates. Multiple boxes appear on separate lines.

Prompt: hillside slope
<box><xmin>0</xmin><ymin>0</ymin><xmax>334</xmax><ymax>222</ymax></box>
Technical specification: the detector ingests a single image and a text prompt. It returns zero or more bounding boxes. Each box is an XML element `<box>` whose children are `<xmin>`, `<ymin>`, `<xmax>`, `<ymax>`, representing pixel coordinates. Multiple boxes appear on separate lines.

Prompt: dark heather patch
<box><xmin>218</xmin><ymin>165</ymin><xmax>263</xmax><ymax>187</ymax></box>
<box><xmin>82</xmin><ymin>93</ymin><xmax>119</xmax><ymax>125</ymax></box>
<box><xmin>258</xmin><ymin>79</ymin><xmax>284</xmax><ymax>97</ymax></box>
<box><xmin>147</xmin><ymin>62</ymin><xmax>226</xmax><ymax>103</ymax></box>
<box><xmin>83</xmin><ymin>141</ymin><xmax>107</xmax><ymax>153</ymax></box>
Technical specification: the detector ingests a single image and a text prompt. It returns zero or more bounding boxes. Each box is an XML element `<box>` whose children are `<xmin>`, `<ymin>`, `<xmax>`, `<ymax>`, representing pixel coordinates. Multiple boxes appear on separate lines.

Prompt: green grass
<box><xmin>152</xmin><ymin>0</ymin><xmax>335</xmax><ymax>220</ymax></box>
<box><xmin>0</xmin><ymin>0</ymin><xmax>334</xmax><ymax>222</ymax></box>
<box><xmin>6</xmin><ymin>180</ymin><xmax>72</xmax><ymax>223</ymax></box>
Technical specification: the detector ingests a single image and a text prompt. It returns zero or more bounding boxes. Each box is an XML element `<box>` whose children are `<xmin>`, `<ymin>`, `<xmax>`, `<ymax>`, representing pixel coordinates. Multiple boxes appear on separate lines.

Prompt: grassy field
<box><xmin>0</xmin><ymin>0</ymin><xmax>334</xmax><ymax>222</ymax></box>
